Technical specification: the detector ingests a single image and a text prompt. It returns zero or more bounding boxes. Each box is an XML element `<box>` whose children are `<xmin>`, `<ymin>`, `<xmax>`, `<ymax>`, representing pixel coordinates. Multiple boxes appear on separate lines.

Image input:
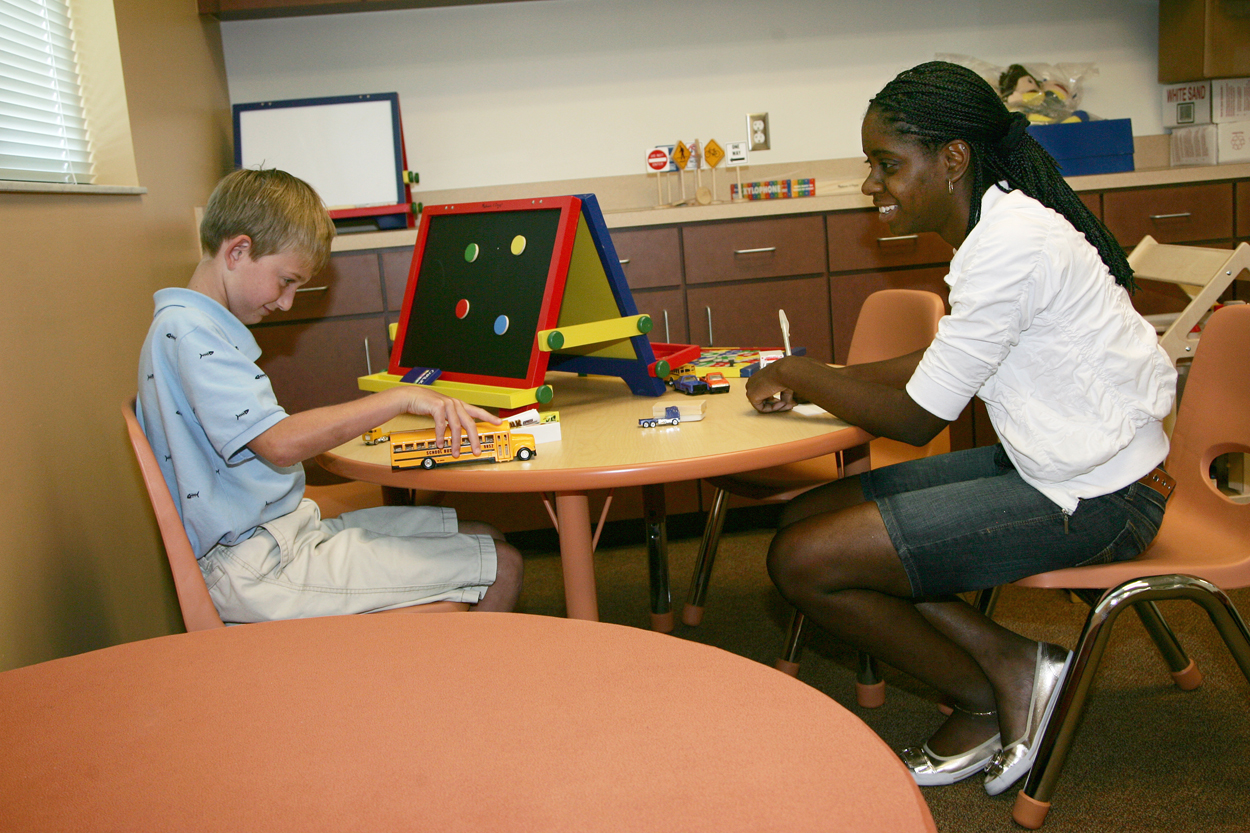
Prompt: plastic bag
<box><xmin>937</xmin><ymin>53</ymin><xmax>1098</xmax><ymax>124</ymax></box>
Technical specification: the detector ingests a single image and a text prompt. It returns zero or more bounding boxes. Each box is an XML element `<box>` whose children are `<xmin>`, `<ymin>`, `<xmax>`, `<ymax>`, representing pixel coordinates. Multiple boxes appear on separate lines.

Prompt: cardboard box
<box><xmin>1161</xmin><ymin>81</ymin><xmax>1212</xmax><ymax>127</ymax></box>
<box><xmin>1170</xmin><ymin>124</ymin><xmax>1218</xmax><ymax>166</ymax></box>
<box><xmin>1027</xmin><ymin>118</ymin><xmax>1134</xmax><ymax>177</ymax></box>
<box><xmin>1217</xmin><ymin>120</ymin><xmax>1250</xmax><ymax>163</ymax></box>
<box><xmin>1213</xmin><ymin>78</ymin><xmax>1250</xmax><ymax>123</ymax></box>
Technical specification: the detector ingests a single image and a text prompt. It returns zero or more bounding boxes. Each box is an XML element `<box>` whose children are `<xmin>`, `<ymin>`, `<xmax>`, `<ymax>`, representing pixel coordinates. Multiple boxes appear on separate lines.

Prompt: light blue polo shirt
<box><xmin>137</xmin><ymin>288</ymin><xmax>304</xmax><ymax>557</ymax></box>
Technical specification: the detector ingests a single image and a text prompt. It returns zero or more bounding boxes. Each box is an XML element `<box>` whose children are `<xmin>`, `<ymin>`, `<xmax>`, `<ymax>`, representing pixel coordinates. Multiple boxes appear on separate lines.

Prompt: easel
<box><xmin>358</xmin><ymin>194</ymin><xmax>697</xmax><ymax>412</ymax></box>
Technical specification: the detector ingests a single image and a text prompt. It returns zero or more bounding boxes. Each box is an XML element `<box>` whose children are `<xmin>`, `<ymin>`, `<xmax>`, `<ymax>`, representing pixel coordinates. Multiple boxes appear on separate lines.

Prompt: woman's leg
<box><xmin>769</xmin><ymin>502</ymin><xmax>1008</xmax><ymax>754</ymax></box>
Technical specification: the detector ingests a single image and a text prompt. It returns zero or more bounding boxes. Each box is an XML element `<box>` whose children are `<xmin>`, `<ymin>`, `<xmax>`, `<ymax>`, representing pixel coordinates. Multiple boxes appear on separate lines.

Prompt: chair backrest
<box><xmin>1156</xmin><ymin>304</ymin><xmax>1250</xmax><ymax>573</ymax></box>
<box><xmin>1016</xmin><ymin>303</ymin><xmax>1250</xmax><ymax>590</ymax></box>
<box><xmin>123</xmin><ymin>399</ymin><xmax>226</xmax><ymax>631</ymax></box>
<box><xmin>846</xmin><ymin>289</ymin><xmax>951</xmax><ymax>468</ymax></box>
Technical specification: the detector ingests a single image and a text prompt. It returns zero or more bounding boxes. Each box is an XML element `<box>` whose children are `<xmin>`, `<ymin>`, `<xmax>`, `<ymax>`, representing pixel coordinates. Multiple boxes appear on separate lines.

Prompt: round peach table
<box><xmin>0</xmin><ymin>613</ymin><xmax>935</xmax><ymax>832</ymax></box>
<box><xmin>319</xmin><ymin>373</ymin><xmax>869</xmax><ymax>625</ymax></box>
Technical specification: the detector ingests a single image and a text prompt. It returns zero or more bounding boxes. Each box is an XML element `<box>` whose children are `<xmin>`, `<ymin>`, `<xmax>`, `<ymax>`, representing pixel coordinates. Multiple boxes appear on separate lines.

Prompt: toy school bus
<box><xmin>362</xmin><ymin>422</ymin><xmax>536</xmax><ymax>471</ymax></box>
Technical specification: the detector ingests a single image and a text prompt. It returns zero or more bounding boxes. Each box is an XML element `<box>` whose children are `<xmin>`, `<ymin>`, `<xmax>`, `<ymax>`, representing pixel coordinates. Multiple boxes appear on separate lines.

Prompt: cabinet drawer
<box><xmin>1238</xmin><ymin>181</ymin><xmax>1250</xmax><ymax>239</ymax></box>
<box><xmin>682</xmin><ymin>215</ymin><xmax>826</xmax><ymax>284</ymax></box>
<box><xmin>611</xmin><ymin>227</ymin><xmax>683</xmax><ymax>289</ymax></box>
<box><xmin>826</xmin><ymin>209</ymin><xmax>952</xmax><ymax>272</ymax></box>
<box><xmin>1103</xmin><ymin>183</ymin><xmax>1234</xmax><ymax>246</ymax></box>
<box><xmin>632</xmin><ymin>288</ymin><xmax>688</xmax><ymax>344</ymax></box>
<box><xmin>686</xmin><ymin>276</ymin><xmax>831</xmax><ymax>362</ymax></box>
<box><xmin>264</xmin><ymin>252</ymin><xmax>385</xmax><ymax>323</ymax></box>
<box><xmin>380</xmin><ymin>247</ymin><xmax>415</xmax><ymax>312</ymax></box>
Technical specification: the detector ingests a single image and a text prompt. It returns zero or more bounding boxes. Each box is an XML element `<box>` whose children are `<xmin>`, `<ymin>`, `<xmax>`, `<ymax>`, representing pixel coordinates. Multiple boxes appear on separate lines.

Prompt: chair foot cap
<box><xmin>774</xmin><ymin>658</ymin><xmax>800</xmax><ymax>677</ymax></box>
<box><xmin>650</xmin><ymin>611</ymin><xmax>675</xmax><ymax>633</ymax></box>
<box><xmin>1011</xmin><ymin>791</ymin><xmax>1051</xmax><ymax>829</ymax></box>
<box><xmin>856</xmin><ymin>680</ymin><xmax>886</xmax><ymax>708</ymax></box>
<box><xmin>1171</xmin><ymin>658</ymin><xmax>1203</xmax><ymax>690</ymax></box>
<box><xmin>681</xmin><ymin>604</ymin><xmax>704</xmax><ymax>627</ymax></box>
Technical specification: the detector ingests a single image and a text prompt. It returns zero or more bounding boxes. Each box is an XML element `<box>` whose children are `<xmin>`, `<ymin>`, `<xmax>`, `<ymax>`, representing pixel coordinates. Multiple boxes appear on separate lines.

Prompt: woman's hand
<box><xmin>746</xmin><ymin>358</ymin><xmax>800</xmax><ymax>413</ymax></box>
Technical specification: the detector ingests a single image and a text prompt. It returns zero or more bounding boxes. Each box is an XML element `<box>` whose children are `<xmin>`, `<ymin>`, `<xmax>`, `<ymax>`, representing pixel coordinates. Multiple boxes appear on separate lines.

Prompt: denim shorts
<box><xmin>860</xmin><ymin>445</ymin><xmax>1169</xmax><ymax>598</ymax></box>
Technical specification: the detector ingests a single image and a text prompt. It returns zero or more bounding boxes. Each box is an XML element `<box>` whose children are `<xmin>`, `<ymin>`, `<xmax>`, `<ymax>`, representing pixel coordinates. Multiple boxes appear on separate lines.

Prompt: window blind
<box><xmin>0</xmin><ymin>0</ymin><xmax>93</xmax><ymax>184</ymax></box>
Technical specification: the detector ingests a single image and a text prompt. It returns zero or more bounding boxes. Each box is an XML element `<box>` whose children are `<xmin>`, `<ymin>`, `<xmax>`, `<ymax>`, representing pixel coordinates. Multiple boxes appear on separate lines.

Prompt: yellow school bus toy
<box><xmin>362</xmin><ymin>422</ymin><xmax>536</xmax><ymax>471</ymax></box>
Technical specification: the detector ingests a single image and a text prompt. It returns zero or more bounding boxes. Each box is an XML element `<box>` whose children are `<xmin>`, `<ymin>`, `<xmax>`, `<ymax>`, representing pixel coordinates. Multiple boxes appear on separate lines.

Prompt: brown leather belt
<box><xmin>1137</xmin><ymin>466</ymin><xmax>1176</xmax><ymax>500</ymax></box>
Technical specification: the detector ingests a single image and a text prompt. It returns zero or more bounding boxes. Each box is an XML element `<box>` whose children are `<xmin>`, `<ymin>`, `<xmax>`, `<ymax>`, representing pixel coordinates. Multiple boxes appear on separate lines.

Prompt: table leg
<box><xmin>554</xmin><ymin>492</ymin><xmax>599</xmax><ymax>621</ymax></box>
<box><xmin>642</xmin><ymin>483</ymin><xmax>674</xmax><ymax>633</ymax></box>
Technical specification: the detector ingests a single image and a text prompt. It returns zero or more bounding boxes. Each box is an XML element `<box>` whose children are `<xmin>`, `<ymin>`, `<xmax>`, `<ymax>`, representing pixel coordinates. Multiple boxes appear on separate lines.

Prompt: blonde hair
<box><xmin>200</xmin><ymin>168</ymin><xmax>335</xmax><ymax>273</ymax></box>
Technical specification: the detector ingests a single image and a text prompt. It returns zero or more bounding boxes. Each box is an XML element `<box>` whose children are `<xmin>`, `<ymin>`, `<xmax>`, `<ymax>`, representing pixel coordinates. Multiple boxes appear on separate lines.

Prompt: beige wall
<box><xmin>0</xmin><ymin>0</ymin><xmax>231</xmax><ymax>670</ymax></box>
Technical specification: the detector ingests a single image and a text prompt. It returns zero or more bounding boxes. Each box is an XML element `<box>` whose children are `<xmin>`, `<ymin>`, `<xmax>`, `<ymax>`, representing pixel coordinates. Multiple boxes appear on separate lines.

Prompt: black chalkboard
<box><xmin>393</xmin><ymin>204</ymin><xmax>569</xmax><ymax>384</ymax></box>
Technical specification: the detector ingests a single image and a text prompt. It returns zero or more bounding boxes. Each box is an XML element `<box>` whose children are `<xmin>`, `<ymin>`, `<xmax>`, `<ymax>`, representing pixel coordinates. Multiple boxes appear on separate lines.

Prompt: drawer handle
<box><xmin>296</xmin><ymin>285</ymin><xmax>329</xmax><ymax>293</ymax></box>
<box><xmin>619</xmin><ymin>258</ymin><xmax>630</xmax><ymax>266</ymax></box>
<box><xmin>706</xmin><ymin>306</ymin><xmax>714</xmax><ymax>345</ymax></box>
<box><xmin>663</xmin><ymin>309</ymin><xmax>671</xmax><ymax>343</ymax></box>
<box><xmin>877</xmin><ymin>234</ymin><xmax>919</xmax><ymax>244</ymax></box>
<box><xmin>364</xmin><ymin>337</ymin><xmax>372</xmax><ymax>376</ymax></box>
<box><xmin>733</xmin><ymin>246</ymin><xmax>777</xmax><ymax>255</ymax></box>
<box><xmin>1149</xmin><ymin>212</ymin><xmax>1192</xmax><ymax>221</ymax></box>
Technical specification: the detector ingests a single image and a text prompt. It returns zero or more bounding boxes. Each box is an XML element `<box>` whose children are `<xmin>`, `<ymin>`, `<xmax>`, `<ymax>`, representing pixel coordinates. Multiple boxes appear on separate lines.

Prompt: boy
<box><xmin>138</xmin><ymin>168</ymin><xmax>522</xmax><ymax>623</ymax></box>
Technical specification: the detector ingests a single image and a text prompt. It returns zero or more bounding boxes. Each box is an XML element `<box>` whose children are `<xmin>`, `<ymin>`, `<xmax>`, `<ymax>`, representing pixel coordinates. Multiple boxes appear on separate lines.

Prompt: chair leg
<box><xmin>682</xmin><ymin>486</ymin><xmax>730</xmax><ymax>627</ymax></box>
<box><xmin>642</xmin><ymin>484</ymin><xmax>673</xmax><ymax>633</ymax></box>
<box><xmin>774</xmin><ymin>609</ymin><xmax>807</xmax><ymax>677</ymax></box>
<box><xmin>855</xmin><ymin>650</ymin><xmax>886</xmax><ymax>708</ymax></box>
<box><xmin>1014</xmin><ymin>575</ymin><xmax>1250</xmax><ymax>829</ymax></box>
<box><xmin>1133</xmin><ymin>600</ymin><xmax>1204</xmax><ymax>690</ymax></box>
<box><xmin>974</xmin><ymin>585</ymin><xmax>1001</xmax><ymax>618</ymax></box>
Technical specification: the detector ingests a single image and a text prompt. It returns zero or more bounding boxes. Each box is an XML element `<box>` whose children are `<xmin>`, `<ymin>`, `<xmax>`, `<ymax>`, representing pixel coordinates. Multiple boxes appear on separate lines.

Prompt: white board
<box><xmin>234</xmin><ymin>95</ymin><xmax>403</xmax><ymax>210</ymax></box>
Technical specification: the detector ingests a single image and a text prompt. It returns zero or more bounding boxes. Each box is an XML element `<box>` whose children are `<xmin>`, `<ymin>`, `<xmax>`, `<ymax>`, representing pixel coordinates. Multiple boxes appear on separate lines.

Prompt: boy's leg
<box><xmin>458</xmin><ymin>520</ymin><xmax>523</xmax><ymax>612</ymax></box>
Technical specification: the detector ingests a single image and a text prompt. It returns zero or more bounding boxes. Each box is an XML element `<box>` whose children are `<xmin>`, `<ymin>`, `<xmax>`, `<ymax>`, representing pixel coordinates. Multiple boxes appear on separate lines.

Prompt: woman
<box><xmin>745</xmin><ymin>61</ymin><xmax>1176</xmax><ymax>794</ymax></box>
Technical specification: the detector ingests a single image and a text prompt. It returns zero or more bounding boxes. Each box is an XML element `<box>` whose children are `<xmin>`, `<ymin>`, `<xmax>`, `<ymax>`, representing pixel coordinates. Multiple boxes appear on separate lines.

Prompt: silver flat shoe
<box><xmin>984</xmin><ymin>642</ymin><xmax>1073</xmax><ymax>796</ymax></box>
<box><xmin>901</xmin><ymin>732</ymin><xmax>1002</xmax><ymax>786</ymax></box>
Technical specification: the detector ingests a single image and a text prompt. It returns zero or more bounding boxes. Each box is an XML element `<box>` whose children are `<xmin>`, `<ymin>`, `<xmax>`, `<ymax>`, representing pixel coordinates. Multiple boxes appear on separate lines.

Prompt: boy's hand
<box><xmin>400</xmin><ymin>387</ymin><xmax>501</xmax><ymax>457</ymax></box>
<box><xmin>745</xmin><ymin>360</ymin><xmax>798</xmax><ymax>413</ymax></box>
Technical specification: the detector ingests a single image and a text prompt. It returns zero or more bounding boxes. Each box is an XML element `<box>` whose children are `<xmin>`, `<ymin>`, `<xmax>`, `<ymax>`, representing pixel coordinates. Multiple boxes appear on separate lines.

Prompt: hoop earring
<box><xmin>947</xmin><ymin>179</ymin><xmax>954</xmax><ymax>194</ymax></box>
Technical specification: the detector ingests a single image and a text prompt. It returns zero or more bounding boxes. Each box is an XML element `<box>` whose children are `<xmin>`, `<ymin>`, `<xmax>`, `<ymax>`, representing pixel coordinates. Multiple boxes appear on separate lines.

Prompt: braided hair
<box><xmin>869</xmin><ymin>61</ymin><xmax>1134</xmax><ymax>291</ymax></box>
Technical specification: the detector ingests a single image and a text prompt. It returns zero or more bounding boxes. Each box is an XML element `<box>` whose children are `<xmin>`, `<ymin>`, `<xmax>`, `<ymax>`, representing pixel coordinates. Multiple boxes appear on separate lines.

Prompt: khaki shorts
<box><xmin>200</xmin><ymin>499</ymin><xmax>497</xmax><ymax>623</ymax></box>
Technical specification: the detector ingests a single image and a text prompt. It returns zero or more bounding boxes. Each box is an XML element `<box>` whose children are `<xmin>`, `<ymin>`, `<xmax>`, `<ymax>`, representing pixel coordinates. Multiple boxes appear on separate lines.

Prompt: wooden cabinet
<box><xmin>1237</xmin><ymin>181</ymin><xmax>1250</xmax><ymax>240</ymax></box>
<box><xmin>253</xmin><ymin>316</ymin><xmax>390</xmax><ymax>415</ymax></box>
<box><xmin>687</xmin><ymin>276</ymin><xmax>832</xmax><ymax>360</ymax></box>
<box><xmin>1158</xmin><ymin>0</ymin><xmax>1250</xmax><ymax>82</ymax></box>
<box><xmin>633</xmin><ymin>288</ymin><xmax>688</xmax><ymax>345</ymax></box>
<box><xmin>199</xmin><ymin>0</ymin><xmax>502</xmax><ymax>20</ymax></box>
<box><xmin>1102</xmin><ymin>183</ymin><xmax>1234</xmax><ymax>246</ymax></box>
<box><xmin>682</xmin><ymin>215</ymin><xmax>825</xmax><ymax>284</ymax></box>
<box><xmin>826</xmin><ymin>210</ymin><xmax>952</xmax><ymax>273</ymax></box>
<box><xmin>610</xmin><ymin>227</ymin><xmax>682</xmax><ymax>289</ymax></box>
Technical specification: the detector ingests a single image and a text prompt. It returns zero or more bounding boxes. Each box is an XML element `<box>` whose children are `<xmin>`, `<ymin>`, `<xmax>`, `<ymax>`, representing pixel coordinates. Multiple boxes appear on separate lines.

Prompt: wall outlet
<box><xmin>748</xmin><ymin>112</ymin><xmax>770</xmax><ymax>151</ymax></box>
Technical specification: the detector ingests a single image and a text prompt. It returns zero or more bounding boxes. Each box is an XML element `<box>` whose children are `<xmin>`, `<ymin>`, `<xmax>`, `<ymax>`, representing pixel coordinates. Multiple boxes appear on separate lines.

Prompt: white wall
<box><xmin>221</xmin><ymin>0</ymin><xmax>1161</xmax><ymax>193</ymax></box>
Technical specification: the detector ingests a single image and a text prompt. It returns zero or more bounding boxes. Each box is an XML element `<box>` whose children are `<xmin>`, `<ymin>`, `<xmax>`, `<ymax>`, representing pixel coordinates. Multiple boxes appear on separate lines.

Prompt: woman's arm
<box><xmin>745</xmin><ymin>353</ymin><xmax>948</xmax><ymax>446</ymax></box>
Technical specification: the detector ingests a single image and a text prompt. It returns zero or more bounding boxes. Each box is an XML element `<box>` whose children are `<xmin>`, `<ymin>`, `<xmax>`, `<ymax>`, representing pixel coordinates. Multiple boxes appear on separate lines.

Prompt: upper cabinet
<box><xmin>199</xmin><ymin>0</ymin><xmax>533</xmax><ymax>21</ymax></box>
<box><xmin>1158</xmin><ymin>0</ymin><xmax>1250</xmax><ymax>82</ymax></box>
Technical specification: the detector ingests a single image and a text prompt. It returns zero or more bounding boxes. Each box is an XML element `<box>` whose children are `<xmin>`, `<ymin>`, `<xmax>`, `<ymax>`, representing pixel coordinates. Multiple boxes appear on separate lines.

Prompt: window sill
<box><xmin>1</xmin><ymin>181</ymin><xmax>147</xmax><ymax>196</ymax></box>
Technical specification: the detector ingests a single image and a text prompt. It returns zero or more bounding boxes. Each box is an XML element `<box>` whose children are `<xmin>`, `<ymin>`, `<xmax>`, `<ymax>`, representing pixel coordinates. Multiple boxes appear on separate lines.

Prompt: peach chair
<box><xmin>681</xmin><ymin>291</ymin><xmax>950</xmax><ymax>673</ymax></box>
<box><xmin>124</xmin><ymin>400</ymin><xmax>467</xmax><ymax>631</ymax></box>
<box><xmin>984</xmin><ymin>304</ymin><xmax>1250</xmax><ymax>828</ymax></box>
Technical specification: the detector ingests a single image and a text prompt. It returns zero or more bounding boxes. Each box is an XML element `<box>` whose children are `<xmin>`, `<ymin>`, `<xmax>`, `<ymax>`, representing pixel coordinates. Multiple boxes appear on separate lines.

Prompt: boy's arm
<box><xmin>248</xmin><ymin>386</ymin><xmax>500</xmax><ymax>468</ymax></box>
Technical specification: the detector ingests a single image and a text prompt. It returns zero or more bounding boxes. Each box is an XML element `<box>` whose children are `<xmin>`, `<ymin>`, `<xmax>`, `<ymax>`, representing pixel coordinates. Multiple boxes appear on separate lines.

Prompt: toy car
<box><xmin>704</xmin><ymin>371</ymin><xmax>731</xmax><ymax>394</ymax></box>
<box><xmin>673</xmin><ymin>373</ymin><xmax>708</xmax><ymax>395</ymax></box>
<box><xmin>639</xmin><ymin>405</ymin><xmax>682</xmax><ymax>428</ymax></box>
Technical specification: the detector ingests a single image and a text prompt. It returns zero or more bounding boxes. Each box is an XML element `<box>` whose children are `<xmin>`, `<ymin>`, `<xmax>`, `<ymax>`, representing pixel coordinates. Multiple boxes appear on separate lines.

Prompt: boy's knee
<box><xmin>459</xmin><ymin>519</ymin><xmax>506</xmax><ymax>541</ymax></box>
<box><xmin>494</xmin><ymin>541</ymin><xmax>523</xmax><ymax>583</ymax></box>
